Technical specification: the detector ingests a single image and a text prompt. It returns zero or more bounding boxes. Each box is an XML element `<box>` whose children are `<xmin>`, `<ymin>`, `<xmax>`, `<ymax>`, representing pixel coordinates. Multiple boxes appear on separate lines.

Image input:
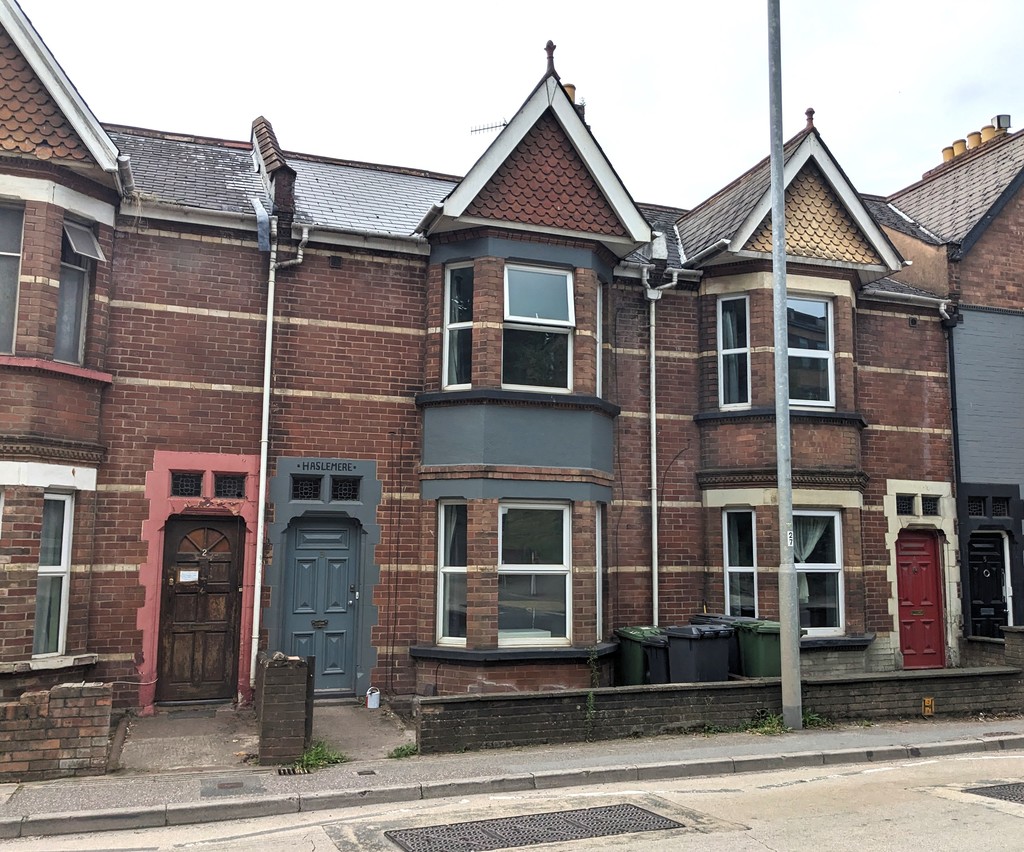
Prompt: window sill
<box><xmin>0</xmin><ymin>652</ymin><xmax>99</xmax><ymax>674</ymax></box>
<box><xmin>800</xmin><ymin>634</ymin><xmax>874</xmax><ymax>650</ymax></box>
<box><xmin>410</xmin><ymin>642</ymin><xmax>616</xmax><ymax>663</ymax></box>
<box><xmin>416</xmin><ymin>389</ymin><xmax>620</xmax><ymax>417</ymax></box>
<box><xmin>0</xmin><ymin>354</ymin><xmax>113</xmax><ymax>385</ymax></box>
<box><xmin>694</xmin><ymin>407</ymin><xmax>867</xmax><ymax>428</ymax></box>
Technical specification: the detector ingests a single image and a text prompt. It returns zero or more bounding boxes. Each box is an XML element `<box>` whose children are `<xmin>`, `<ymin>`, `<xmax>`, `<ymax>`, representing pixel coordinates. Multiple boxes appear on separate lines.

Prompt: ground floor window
<box><xmin>724</xmin><ymin>509</ymin><xmax>757</xmax><ymax>617</ymax></box>
<box><xmin>498</xmin><ymin>503</ymin><xmax>571</xmax><ymax>644</ymax></box>
<box><xmin>34</xmin><ymin>493</ymin><xmax>73</xmax><ymax>656</ymax></box>
<box><xmin>437</xmin><ymin>502</ymin><xmax>468</xmax><ymax>643</ymax></box>
<box><xmin>794</xmin><ymin>510</ymin><xmax>843</xmax><ymax>634</ymax></box>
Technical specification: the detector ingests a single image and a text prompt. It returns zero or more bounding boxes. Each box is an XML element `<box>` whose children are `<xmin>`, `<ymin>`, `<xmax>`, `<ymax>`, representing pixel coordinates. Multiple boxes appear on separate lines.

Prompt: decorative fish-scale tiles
<box><xmin>746</xmin><ymin>162</ymin><xmax>881</xmax><ymax>265</ymax></box>
<box><xmin>0</xmin><ymin>26</ymin><xmax>89</xmax><ymax>162</ymax></box>
<box><xmin>465</xmin><ymin>110</ymin><xmax>626</xmax><ymax>237</ymax></box>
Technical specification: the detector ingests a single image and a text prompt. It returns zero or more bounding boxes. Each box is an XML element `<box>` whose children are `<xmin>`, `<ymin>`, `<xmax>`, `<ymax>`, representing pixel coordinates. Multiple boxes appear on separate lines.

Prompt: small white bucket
<box><xmin>366</xmin><ymin>687</ymin><xmax>380</xmax><ymax>709</ymax></box>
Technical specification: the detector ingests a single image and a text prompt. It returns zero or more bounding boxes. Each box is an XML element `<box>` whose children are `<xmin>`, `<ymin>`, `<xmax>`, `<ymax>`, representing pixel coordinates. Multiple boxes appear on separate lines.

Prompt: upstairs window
<box><xmin>443</xmin><ymin>265</ymin><xmax>473</xmax><ymax>389</ymax></box>
<box><xmin>787</xmin><ymin>296</ymin><xmax>833</xmax><ymax>407</ymax></box>
<box><xmin>0</xmin><ymin>206</ymin><xmax>24</xmax><ymax>353</ymax></box>
<box><xmin>718</xmin><ymin>296</ymin><xmax>750</xmax><ymax>407</ymax></box>
<box><xmin>502</xmin><ymin>265</ymin><xmax>574</xmax><ymax>391</ymax></box>
<box><xmin>55</xmin><ymin>221</ymin><xmax>103</xmax><ymax>364</ymax></box>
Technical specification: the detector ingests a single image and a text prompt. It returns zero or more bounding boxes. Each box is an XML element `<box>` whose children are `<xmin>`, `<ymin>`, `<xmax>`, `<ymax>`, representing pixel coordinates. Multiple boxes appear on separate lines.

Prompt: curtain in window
<box><xmin>794</xmin><ymin>515</ymin><xmax>831</xmax><ymax>603</ymax></box>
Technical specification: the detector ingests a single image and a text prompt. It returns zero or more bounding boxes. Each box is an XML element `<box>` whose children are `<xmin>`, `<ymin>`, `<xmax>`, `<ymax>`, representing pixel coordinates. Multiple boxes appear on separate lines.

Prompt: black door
<box><xmin>968</xmin><ymin>532</ymin><xmax>1008</xmax><ymax>638</ymax></box>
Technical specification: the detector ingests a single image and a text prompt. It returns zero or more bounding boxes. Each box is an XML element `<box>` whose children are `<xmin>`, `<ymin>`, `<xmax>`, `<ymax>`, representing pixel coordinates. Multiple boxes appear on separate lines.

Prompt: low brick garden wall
<box><xmin>254</xmin><ymin>653</ymin><xmax>313</xmax><ymax>765</ymax></box>
<box><xmin>415</xmin><ymin>628</ymin><xmax>1024</xmax><ymax>754</ymax></box>
<box><xmin>0</xmin><ymin>682</ymin><xmax>112</xmax><ymax>782</ymax></box>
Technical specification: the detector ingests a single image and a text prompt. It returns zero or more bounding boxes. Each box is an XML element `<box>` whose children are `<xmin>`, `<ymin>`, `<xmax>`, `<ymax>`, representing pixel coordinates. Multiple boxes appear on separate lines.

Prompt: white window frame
<box><xmin>442</xmin><ymin>263</ymin><xmax>473</xmax><ymax>390</ymax></box>
<box><xmin>793</xmin><ymin>509</ymin><xmax>844</xmax><ymax>636</ymax></box>
<box><xmin>596</xmin><ymin>282</ymin><xmax>604</xmax><ymax>398</ymax></box>
<box><xmin>497</xmin><ymin>501</ymin><xmax>572</xmax><ymax>646</ymax></box>
<box><xmin>787</xmin><ymin>295</ymin><xmax>835</xmax><ymax>408</ymax></box>
<box><xmin>718</xmin><ymin>295</ymin><xmax>750</xmax><ymax>408</ymax></box>
<box><xmin>501</xmin><ymin>265</ymin><xmax>575</xmax><ymax>393</ymax></box>
<box><xmin>723</xmin><ymin>509</ymin><xmax>758</xmax><ymax>617</ymax></box>
<box><xmin>0</xmin><ymin>205</ymin><xmax>24</xmax><ymax>354</ymax></box>
<box><xmin>34</xmin><ymin>493</ymin><xmax>73</xmax><ymax>657</ymax></box>
<box><xmin>436</xmin><ymin>501</ymin><xmax>468</xmax><ymax>645</ymax></box>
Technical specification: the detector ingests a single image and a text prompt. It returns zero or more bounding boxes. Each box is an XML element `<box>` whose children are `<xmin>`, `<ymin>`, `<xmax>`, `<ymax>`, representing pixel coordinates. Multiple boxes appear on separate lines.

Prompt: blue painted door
<box><xmin>285</xmin><ymin>521</ymin><xmax>357</xmax><ymax>693</ymax></box>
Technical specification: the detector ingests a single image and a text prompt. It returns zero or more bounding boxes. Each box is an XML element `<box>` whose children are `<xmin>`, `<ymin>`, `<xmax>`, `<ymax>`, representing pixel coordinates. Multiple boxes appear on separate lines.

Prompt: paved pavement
<box><xmin>2</xmin><ymin>711</ymin><xmax>1023</xmax><ymax>840</ymax></box>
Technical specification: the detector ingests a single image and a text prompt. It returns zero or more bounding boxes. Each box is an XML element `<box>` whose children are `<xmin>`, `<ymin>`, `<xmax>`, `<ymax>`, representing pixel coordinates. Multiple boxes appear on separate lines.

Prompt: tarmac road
<box><xmin>5</xmin><ymin>751</ymin><xmax>1024</xmax><ymax>851</ymax></box>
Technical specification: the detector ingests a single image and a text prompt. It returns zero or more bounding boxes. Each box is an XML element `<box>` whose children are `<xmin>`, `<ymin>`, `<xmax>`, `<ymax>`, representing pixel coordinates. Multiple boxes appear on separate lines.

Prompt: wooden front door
<box><xmin>968</xmin><ymin>532</ymin><xmax>1009</xmax><ymax>638</ymax></box>
<box><xmin>284</xmin><ymin>521</ymin><xmax>358</xmax><ymax>693</ymax></box>
<box><xmin>157</xmin><ymin>518</ymin><xmax>242</xmax><ymax>702</ymax></box>
<box><xmin>896</xmin><ymin>530</ymin><xmax>946</xmax><ymax>669</ymax></box>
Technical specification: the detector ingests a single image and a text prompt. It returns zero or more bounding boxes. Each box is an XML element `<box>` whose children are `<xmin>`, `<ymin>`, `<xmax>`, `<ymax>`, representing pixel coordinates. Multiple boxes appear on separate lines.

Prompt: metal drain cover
<box><xmin>966</xmin><ymin>783</ymin><xmax>1024</xmax><ymax>803</ymax></box>
<box><xmin>384</xmin><ymin>804</ymin><xmax>684</xmax><ymax>852</ymax></box>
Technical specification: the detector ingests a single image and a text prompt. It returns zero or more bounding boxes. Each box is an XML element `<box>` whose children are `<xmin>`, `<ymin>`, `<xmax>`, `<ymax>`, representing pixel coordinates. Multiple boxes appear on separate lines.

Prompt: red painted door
<box><xmin>896</xmin><ymin>530</ymin><xmax>945</xmax><ymax>669</ymax></box>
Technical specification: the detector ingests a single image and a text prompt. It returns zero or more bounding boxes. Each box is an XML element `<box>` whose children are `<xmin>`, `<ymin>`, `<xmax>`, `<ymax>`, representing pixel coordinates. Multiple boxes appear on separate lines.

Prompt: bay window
<box><xmin>718</xmin><ymin>296</ymin><xmax>750</xmax><ymax>407</ymax></box>
<box><xmin>34</xmin><ymin>493</ymin><xmax>73</xmax><ymax>656</ymax></box>
<box><xmin>787</xmin><ymin>296</ymin><xmax>833</xmax><ymax>406</ymax></box>
<box><xmin>502</xmin><ymin>265</ymin><xmax>574</xmax><ymax>391</ymax></box>
<box><xmin>794</xmin><ymin>510</ymin><xmax>843</xmax><ymax>634</ymax></box>
<box><xmin>724</xmin><ymin>509</ymin><xmax>757</xmax><ymax>617</ymax></box>
<box><xmin>498</xmin><ymin>503</ymin><xmax>570</xmax><ymax>644</ymax></box>
<box><xmin>443</xmin><ymin>265</ymin><xmax>473</xmax><ymax>388</ymax></box>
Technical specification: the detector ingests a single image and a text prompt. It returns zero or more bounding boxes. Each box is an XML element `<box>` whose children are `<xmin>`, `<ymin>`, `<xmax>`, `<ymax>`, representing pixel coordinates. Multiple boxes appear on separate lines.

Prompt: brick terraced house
<box><xmin>0</xmin><ymin>0</ymin><xmax>963</xmax><ymax>711</ymax></box>
<box><xmin>867</xmin><ymin>116</ymin><xmax>1024</xmax><ymax>659</ymax></box>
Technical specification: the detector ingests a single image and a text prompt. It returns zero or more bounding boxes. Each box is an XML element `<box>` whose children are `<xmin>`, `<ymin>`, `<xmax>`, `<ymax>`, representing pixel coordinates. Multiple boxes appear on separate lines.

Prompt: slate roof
<box><xmin>108</xmin><ymin>128</ymin><xmax>270</xmax><ymax>215</ymax></box>
<box><xmin>676</xmin><ymin>130</ymin><xmax>810</xmax><ymax>262</ymax></box>
<box><xmin>862</xmin><ymin>195</ymin><xmax>943</xmax><ymax>246</ymax></box>
<box><xmin>291</xmin><ymin>156</ymin><xmax>456</xmax><ymax>236</ymax></box>
<box><xmin>887</xmin><ymin>130</ymin><xmax>1024</xmax><ymax>244</ymax></box>
<box><xmin>861</xmin><ymin>276</ymin><xmax>946</xmax><ymax>300</ymax></box>
<box><xmin>625</xmin><ymin>203</ymin><xmax>687</xmax><ymax>267</ymax></box>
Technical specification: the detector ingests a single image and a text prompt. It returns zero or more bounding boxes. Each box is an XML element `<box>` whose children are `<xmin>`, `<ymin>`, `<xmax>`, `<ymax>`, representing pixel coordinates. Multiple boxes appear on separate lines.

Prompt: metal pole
<box><xmin>768</xmin><ymin>0</ymin><xmax>802</xmax><ymax>729</ymax></box>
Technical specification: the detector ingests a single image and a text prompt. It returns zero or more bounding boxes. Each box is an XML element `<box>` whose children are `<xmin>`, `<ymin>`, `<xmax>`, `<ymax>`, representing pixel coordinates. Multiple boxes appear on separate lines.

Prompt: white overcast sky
<box><xmin>17</xmin><ymin>1</ymin><xmax>1024</xmax><ymax>209</ymax></box>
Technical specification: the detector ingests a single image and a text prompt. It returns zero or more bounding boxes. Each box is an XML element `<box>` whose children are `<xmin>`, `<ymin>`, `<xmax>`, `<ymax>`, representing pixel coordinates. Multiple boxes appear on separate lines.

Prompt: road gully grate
<box><xmin>966</xmin><ymin>783</ymin><xmax>1024</xmax><ymax>804</ymax></box>
<box><xmin>384</xmin><ymin>804</ymin><xmax>684</xmax><ymax>852</ymax></box>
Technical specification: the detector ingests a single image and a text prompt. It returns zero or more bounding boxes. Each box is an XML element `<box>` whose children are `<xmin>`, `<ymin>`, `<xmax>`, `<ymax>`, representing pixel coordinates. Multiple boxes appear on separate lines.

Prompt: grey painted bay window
<box><xmin>718</xmin><ymin>296</ymin><xmax>750</xmax><ymax>407</ymax></box>
<box><xmin>443</xmin><ymin>265</ymin><xmax>473</xmax><ymax>388</ymax></box>
<box><xmin>34</xmin><ymin>493</ymin><xmax>73</xmax><ymax>656</ymax></box>
<box><xmin>498</xmin><ymin>503</ymin><xmax>570</xmax><ymax>644</ymax></box>
<box><xmin>724</xmin><ymin>509</ymin><xmax>757</xmax><ymax>617</ymax></box>
<box><xmin>794</xmin><ymin>510</ymin><xmax>843</xmax><ymax>634</ymax></box>
<box><xmin>0</xmin><ymin>206</ymin><xmax>24</xmax><ymax>353</ymax></box>
<box><xmin>787</xmin><ymin>296</ymin><xmax>834</xmax><ymax>406</ymax></box>
<box><xmin>55</xmin><ymin>222</ymin><xmax>103</xmax><ymax>364</ymax></box>
<box><xmin>502</xmin><ymin>265</ymin><xmax>574</xmax><ymax>391</ymax></box>
<box><xmin>437</xmin><ymin>502</ymin><xmax>467</xmax><ymax>642</ymax></box>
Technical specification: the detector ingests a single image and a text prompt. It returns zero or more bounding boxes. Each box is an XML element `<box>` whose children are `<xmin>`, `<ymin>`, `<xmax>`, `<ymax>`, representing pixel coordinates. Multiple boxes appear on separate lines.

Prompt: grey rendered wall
<box><xmin>954</xmin><ymin>308</ymin><xmax>1024</xmax><ymax>488</ymax></box>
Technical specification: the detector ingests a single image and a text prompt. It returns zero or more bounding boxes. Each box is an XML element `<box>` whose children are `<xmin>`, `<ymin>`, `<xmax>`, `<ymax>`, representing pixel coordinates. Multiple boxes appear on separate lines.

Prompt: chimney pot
<box><xmin>952</xmin><ymin>138</ymin><xmax>967</xmax><ymax>157</ymax></box>
<box><xmin>564</xmin><ymin>83</ymin><xmax>576</xmax><ymax>103</ymax></box>
<box><xmin>967</xmin><ymin>131</ymin><xmax>982</xmax><ymax>149</ymax></box>
<box><xmin>981</xmin><ymin>124</ymin><xmax>996</xmax><ymax>143</ymax></box>
<box><xmin>942</xmin><ymin>145</ymin><xmax>955</xmax><ymax>162</ymax></box>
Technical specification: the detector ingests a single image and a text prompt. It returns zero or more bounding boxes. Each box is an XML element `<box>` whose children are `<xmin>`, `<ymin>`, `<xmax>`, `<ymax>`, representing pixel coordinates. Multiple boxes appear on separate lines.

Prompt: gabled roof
<box><xmin>862</xmin><ymin>194</ymin><xmax>944</xmax><ymax>246</ymax></box>
<box><xmin>418</xmin><ymin>62</ymin><xmax>651</xmax><ymax>259</ymax></box>
<box><xmin>677</xmin><ymin>124</ymin><xmax>903</xmax><ymax>280</ymax></box>
<box><xmin>886</xmin><ymin>129</ymin><xmax>1024</xmax><ymax>255</ymax></box>
<box><xmin>0</xmin><ymin>0</ymin><xmax>118</xmax><ymax>176</ymax></box>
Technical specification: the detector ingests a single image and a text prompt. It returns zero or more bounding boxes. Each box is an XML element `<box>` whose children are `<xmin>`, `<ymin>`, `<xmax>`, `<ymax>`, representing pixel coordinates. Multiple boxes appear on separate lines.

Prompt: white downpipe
<box><xmin>643</xmin><ymin>267</ymin><xmax>681</xmax><ymax>627</ymax></box>
<box><xmin>249</xmin><ymin>222</ymin><xmax>309</xmax><ymax>687</ymax></box>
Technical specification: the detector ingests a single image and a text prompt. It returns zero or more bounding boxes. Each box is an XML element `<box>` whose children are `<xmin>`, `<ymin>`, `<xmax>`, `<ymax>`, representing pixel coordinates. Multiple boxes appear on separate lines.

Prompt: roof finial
<box><xmin>545</xmin><ymin>40</ymin><xmax>559</xmax><ymax>80</ymax></box>
<box><xmin>805</xmin><ymin>107</ymin><xmax>815</xmax><ymax>129</ymax></box>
